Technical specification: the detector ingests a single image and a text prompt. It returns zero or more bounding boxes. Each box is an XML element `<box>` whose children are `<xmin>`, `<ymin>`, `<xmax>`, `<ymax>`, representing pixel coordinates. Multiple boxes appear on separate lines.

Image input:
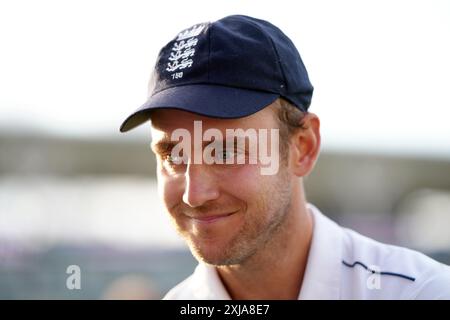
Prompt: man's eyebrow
<box><xmin>224</xmin><ymin>135</ymin><xmax>253</xmax><ymax>146</ymax></box>
<box><xmin>151</xmin><ymin>135</ymin><xmax>251</xmax><ymax>152</ymax></box>
<box><xmin>150</xmin><ymin>140</ymin><xmax>177</xmax><ymax>153</ymax></box>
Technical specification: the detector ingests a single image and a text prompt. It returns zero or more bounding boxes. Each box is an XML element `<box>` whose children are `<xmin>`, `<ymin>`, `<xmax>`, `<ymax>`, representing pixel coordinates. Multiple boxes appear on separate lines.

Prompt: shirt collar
<box><xmin>191</xmin><ymin>203</ymin><xmax>343</xmax><ymax>300</ymax></box>
<box><xmin>298</xmin><ymin>203</ymin><xmax>343</xmax><ymax>299</ymax></box>
<box><xmin>191</xmin><ymin>263</ymin><xmax>231</xmax><ymax>299</ymax></box>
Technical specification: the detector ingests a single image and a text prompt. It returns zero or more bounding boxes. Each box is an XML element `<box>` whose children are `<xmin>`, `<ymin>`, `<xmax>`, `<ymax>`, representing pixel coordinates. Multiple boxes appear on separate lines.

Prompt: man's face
<box><xmin>150</xmin><ymin>104</ymin><xmax>293</xmax><ymax>266</ymax></box>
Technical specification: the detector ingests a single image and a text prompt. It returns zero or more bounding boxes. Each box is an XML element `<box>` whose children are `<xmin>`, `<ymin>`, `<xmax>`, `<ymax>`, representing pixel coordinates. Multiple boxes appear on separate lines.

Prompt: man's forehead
<box><xmin>150</xmin><ymin>109</ymin><xmax>216</xmax><ymax>129</ymax></box>
<box><xmin>149</xmin><ymin>106</ymin><xmax>277</xmax><ymax>132</ymax></box>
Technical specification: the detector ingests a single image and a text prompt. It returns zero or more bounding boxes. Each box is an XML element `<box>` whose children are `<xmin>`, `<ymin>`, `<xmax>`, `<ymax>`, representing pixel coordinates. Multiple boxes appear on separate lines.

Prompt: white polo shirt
<box><xmin>164</xmin><ymin>204</ymin><xmax>450</xmax><ymax>299</ymax></box>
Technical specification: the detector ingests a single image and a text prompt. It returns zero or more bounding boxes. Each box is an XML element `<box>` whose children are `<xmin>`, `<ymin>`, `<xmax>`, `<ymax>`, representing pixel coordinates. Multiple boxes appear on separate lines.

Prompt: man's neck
<box><xmin>216</xmin><ymin>196</ymin><xmax>313</xmax><ymax>300</ymax></box>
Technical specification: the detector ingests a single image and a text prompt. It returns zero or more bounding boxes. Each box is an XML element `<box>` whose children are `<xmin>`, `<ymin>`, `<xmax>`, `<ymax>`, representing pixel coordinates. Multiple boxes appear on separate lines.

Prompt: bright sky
<box><xmin>0</xmin><ymin>0</ymin><xmax>449</xmax><ymax>157</ymax></box>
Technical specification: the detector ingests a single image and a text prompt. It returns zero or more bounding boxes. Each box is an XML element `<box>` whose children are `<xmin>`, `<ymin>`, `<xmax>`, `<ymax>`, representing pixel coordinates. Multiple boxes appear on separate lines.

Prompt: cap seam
<box><xmin>238</xmin><ymin>17</ymin><xmax>286</xmax><ymax>89</ymax></box>
<box><xmin>207</xmin><ymin>22</ymin><xmax>211</xmax><ymax>82</ymax></box>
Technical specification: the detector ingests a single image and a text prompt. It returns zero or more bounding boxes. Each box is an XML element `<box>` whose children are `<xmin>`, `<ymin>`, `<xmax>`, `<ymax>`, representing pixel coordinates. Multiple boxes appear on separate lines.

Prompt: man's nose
<box><xmin>182</xmin><ymin>164</ymin><xmax>220</xmax><ymax>208</ymax></box>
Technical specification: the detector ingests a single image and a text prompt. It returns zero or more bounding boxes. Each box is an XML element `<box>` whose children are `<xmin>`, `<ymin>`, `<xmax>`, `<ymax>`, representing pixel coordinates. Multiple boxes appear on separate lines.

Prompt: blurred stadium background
<box><xmin>1</xmin><ymin>0</ymin><xmax>449</xmax><ymax>299</ymax></box>
<box><xmin>1</xmin><ymin>132</ymin><xmax>449</xmax><ymax>299</ymax></box>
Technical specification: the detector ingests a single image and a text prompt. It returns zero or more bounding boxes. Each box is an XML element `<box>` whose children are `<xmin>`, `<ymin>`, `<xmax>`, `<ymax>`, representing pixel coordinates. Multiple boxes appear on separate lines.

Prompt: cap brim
<box><xmin>119</xmin><ymin>84</ymin><xmax>279</xmax><ymax>132</ymax></box>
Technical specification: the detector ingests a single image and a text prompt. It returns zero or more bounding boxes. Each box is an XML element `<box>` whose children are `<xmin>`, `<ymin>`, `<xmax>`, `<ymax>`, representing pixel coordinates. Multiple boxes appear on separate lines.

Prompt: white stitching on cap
<box><xmin>166</xmin><ymin>24</ymin><xmax>206</xmax><ymax>79</ymax></box>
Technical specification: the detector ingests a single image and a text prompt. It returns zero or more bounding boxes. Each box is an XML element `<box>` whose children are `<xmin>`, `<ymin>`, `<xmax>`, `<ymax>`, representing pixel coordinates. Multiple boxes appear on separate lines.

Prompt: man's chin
<box><xmin>187</xmin><ymin>238</ymin><xmax>256</xmax><ymax>266</ymax></box>
<box><xmin>189</xmin><ymin>243</ymin><xmax>227</xmax><ymax>265</ymax></box>
<box><xmin>187</xmin><ymin>240</ymin><xmax>237</xmax><ymax>266</ymax></box>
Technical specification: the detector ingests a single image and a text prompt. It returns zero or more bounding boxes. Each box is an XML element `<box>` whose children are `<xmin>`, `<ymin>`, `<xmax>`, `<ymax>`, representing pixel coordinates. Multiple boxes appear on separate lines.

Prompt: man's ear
<box><xmin>289</xmin><ymin>113</ymin><xmax>321</xmax><ymax>177</ymax></box>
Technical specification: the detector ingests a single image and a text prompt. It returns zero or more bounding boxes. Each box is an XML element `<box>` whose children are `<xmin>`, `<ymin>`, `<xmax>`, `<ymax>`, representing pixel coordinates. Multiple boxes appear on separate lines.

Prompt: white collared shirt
<box><xmin>163</xmin><ymin>204</ymin><xmax>450</xmax><ymax>299</ymax></box>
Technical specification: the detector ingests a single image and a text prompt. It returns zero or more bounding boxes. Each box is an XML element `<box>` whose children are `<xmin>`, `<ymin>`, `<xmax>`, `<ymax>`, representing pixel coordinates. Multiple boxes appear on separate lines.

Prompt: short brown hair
<box><xmin>271</xmin><ymin>98</ymin><xmax>307</xmax><ymax>160</ymax></box>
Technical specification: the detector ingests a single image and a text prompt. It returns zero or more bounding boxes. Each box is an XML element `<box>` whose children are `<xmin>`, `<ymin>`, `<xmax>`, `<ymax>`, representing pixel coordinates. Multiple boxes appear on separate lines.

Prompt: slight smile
<box><xmin>189</xmin><ymin>211</ymin><xmax>239</xmax><ymax>224</ymax></box>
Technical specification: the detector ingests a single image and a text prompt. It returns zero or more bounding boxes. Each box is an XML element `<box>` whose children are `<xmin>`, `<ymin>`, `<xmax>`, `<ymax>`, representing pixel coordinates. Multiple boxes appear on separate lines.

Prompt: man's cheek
<box><xmin>224</xmin><ymin>164</ymin><xmax>261</xmax><ymax>192</ymax></box>
<box><xmin>156</xmin><ymin>162</ymin><xmax>179</xmax><ymax>204</ymax></box>
<box><xmin>156</xmin><ymin>168</ymin><xmax>165</xmax><ymax>200</ymax></box>
<box><xmin>160</xmin><ymin>178</ymin><xmax>184</xmax><ymax>211</ymax></box>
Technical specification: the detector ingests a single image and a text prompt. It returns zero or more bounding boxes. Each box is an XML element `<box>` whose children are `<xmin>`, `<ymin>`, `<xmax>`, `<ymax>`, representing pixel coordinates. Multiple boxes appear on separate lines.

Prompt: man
<box><xmin>120</xmin><ymin>15</ymin><xmax>450</xmax><ymax>299</ymax></box>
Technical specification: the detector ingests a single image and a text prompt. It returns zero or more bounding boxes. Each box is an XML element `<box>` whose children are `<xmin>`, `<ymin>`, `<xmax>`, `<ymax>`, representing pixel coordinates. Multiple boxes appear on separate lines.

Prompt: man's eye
<box><xmin>163</xmin><ymin>154</ymin><xmax>184</xmax><ymax>165</ymax></box>
<box><xmin>216</xmin><ymin>149</ymin><xmax>235</xmax><ymax>161</ymax></box>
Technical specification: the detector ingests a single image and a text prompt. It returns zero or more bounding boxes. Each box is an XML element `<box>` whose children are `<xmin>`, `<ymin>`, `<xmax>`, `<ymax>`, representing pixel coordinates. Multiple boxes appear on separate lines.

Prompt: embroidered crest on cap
<box><xmin>166</xmin><ymin>24</ymin><xmax>206</xmax><ymax>80</ymax></box>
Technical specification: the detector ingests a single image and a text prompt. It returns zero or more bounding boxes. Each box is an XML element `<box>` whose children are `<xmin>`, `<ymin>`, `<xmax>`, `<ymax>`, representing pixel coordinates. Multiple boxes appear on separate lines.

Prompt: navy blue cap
<box><xmin>120</xmin><ymin>15</ymin><xmax>313</xmax><ymax>132</ymax></box>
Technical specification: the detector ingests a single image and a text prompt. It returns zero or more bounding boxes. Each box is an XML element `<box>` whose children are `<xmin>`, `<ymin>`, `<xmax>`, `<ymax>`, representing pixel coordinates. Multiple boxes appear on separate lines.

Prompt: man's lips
<box><xmin>187</xmin><ymin>211</ymin><xmax>238</xmax><ymax>224</ymax></box>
